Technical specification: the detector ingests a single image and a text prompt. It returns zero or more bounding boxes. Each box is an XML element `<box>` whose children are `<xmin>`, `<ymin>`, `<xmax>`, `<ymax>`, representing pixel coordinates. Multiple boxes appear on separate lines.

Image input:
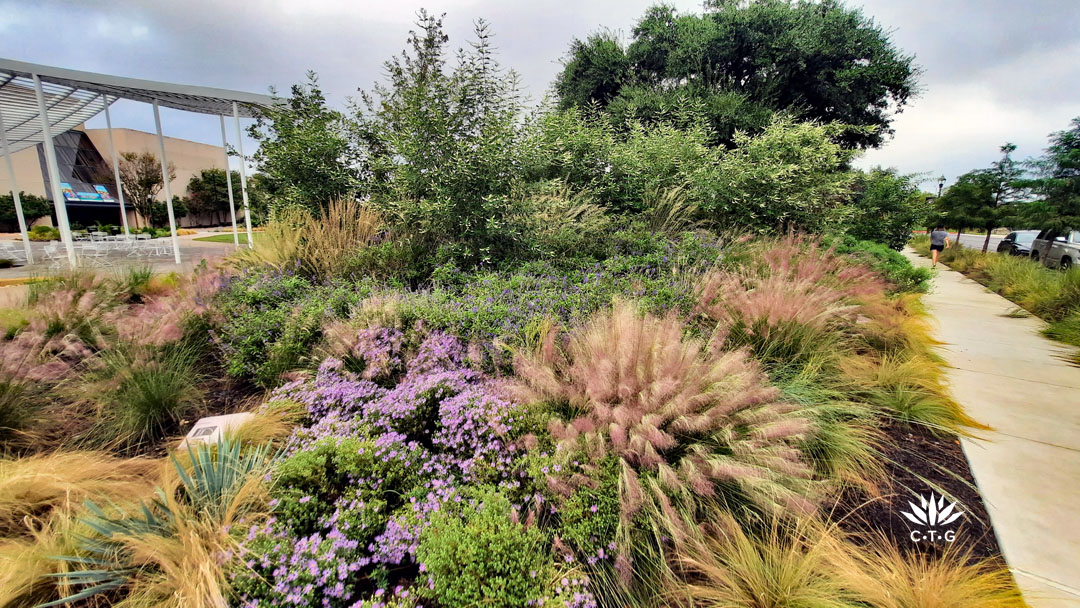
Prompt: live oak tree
<box><xmin>555</xmin><ymin>0</ymin><xmax>919</xmax><ymax>149</ymax></box>
<box><xmin>938</xmin><ymin>144</ymin><xmax>1024</xmax><ymax>253</ymax></box>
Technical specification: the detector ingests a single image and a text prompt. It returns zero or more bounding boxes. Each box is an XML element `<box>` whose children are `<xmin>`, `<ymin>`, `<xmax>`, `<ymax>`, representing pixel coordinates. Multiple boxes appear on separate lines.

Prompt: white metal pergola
<box><xmin>0</xmin><ymin>58</ymin><xmax>275</xmax><ymax>266</ymax></box>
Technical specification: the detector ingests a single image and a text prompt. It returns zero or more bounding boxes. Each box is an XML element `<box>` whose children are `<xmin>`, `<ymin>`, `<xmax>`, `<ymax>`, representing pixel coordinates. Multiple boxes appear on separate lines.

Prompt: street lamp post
<box><xmin>937</xmin><ymin>175</ymin><xmax>946</xmax><ymax>199</ymax></box>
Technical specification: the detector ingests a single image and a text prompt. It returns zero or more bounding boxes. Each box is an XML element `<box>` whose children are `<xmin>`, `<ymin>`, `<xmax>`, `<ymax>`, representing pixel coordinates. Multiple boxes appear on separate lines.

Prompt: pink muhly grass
<box><xmin>513</xmin><ymin>302</ymin><xmax>816</xmax><ymax>522</ymax></box>
<box><xmin>698</xmin><ymin>235</ymin><xmax>886</xmax><ymax>343</ymax></box>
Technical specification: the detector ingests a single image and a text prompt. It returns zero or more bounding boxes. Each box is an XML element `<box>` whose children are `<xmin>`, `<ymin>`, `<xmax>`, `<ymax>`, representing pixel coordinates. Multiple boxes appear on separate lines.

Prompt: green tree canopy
<box><xmin>1024</xmin><ymin>117</ymin><xmax>1080</xmax><ymax>231</ymax></box>
<box><xmin>187</xmin><ymin>168</ymin><xmax>242</xmax><ymax>226</ymax></box>
<box><xmin>353</xmin><ymin>11</ymin><xmax>530</xmax><ymax>266</ymax></box>
<box><xmin>937</xmin><ymin>144</ymin><xmax>1024</xmax><ymax>252</ymax></box>
<box><xmin>555</xmin><ymin>0</ymin><xmax>919</xmax><ymax>149</ymax></box>
<box><xmin>847</xmin><ymin>168</ymin><xmax>934</xmax><ymax>250</ymax></box>
<box><xmin>248</xmin><ymin>73</ymin><xmax>360</xmax><ymax>211</ymax></box>
<box><xmin>0</xmin><ymin>191</ymin><xmax>50</xmax><ymax>232</ymax></box>
<box><xmin>693</xmin><ymin>117</ymin><xmax>859</xmax><ymax>232</ymax></box>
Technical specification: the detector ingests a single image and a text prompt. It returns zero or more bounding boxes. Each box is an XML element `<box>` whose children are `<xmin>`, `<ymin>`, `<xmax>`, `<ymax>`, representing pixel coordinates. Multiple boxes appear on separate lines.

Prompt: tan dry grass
<box><xmin>834</xmin><ymin>536</ymin><xmax>1026</xmax><ymax>608</ymax></box>
<box><xmin>0</xmin><ymin>450</ymin><xmax>157</xmax><ymax>537</ymax></box>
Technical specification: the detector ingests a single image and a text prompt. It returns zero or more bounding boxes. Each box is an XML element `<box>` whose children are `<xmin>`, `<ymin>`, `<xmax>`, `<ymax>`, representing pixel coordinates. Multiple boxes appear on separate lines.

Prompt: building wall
<box><xmin>0</xmin><ymin>146</ymin><xmax>48</xmax><ymax>199</ymax></box>
<box><xmin>1</xmin><ymin>126</ymin><xmax>228</xmax><ymax>229</ymax></box>
<box><xmin>83</xmin><ymin>128</ymin><xmax>227</xmax><ymax>228</ymax></box>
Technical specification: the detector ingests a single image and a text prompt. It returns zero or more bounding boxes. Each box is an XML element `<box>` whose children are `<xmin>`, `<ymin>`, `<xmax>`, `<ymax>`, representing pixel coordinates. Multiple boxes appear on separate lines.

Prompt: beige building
<box><xmin>0</xmin><ymin>124</ymin><xmax>227</xmax><ymax>229</ymax></box>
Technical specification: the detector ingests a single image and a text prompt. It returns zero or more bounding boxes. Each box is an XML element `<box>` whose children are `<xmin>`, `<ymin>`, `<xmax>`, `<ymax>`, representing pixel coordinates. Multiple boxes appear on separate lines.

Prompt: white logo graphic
<box><xmin>902</xmin><ymin>492</ymin><xmax>963</xmax><ymax>527</ymax></box>
<box><xmin>902</xmin><ymin>492</ymin><xmax>963</xmax><ymax>543</ymax></box>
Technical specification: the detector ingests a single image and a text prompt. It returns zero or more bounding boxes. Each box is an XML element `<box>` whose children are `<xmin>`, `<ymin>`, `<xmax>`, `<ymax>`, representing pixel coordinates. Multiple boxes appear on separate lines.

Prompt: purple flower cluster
<box><xmin>235</xmin><ymin>331</ymin><xmax>532</xmax><ymax>607</ymax></box>
<box><xmin>349</xmin><ymin>328</ymin><xmax>405</xmax><ymax>381</ymax></box>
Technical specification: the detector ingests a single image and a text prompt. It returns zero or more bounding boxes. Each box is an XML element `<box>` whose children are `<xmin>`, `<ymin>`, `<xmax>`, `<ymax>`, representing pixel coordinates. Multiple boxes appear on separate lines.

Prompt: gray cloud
<box><xmin>3</xmin><ymin>0</ymin><xmax>1078</xmax><ymax>191</ymax></box>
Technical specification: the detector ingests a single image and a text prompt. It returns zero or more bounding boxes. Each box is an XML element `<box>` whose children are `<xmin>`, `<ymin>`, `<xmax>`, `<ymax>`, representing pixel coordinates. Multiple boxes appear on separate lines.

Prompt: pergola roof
<box><xmin>0</xmin><ymin>57</ymin><xmax>276</xmax><ymax>154</ymax></box>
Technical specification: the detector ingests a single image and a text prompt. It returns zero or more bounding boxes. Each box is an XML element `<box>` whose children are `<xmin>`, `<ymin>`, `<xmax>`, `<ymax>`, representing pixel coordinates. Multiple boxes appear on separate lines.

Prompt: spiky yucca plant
<box><xmin>514</xmin><ymin>303</ymin><xmax>815</xmax><ymax>584</ymax></box>
<box><xmin>43</xmin><ymin>435</ymin><xmax>271</xmax><ymax>608</ymax></box>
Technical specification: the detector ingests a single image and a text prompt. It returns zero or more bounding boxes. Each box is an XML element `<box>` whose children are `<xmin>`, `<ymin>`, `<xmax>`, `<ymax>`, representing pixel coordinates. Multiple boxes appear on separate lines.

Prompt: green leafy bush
<box><xmin>212</xmin><ymin>271</ymin><xmax>369</xmax><ymax>387</ymax></box>
<box><xmin>28</xmin><ymin>226</ymin><xmax>61</xmax><ymax>241</ymax></box>
<box><xmin>846</xmin><ymin>169</ymin><xmax>934</xmax><ymax>251</ymax></box>
<box><xmin>416</xmin><ymin>489</ymin><xmax>551</xmax><ymax>608</ymax></box>
<box><xmin>828</xmin><ymin>235</ymin><xmax>931</xmax><ymax>293</ymax></box>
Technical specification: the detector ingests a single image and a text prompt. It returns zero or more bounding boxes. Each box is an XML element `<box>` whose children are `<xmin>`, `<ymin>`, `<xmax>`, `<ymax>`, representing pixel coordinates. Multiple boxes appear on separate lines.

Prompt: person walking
<box><xmin>929</xmin><ymin>225</ymin><xmax>951</xmax><ymax>267</ymax></box>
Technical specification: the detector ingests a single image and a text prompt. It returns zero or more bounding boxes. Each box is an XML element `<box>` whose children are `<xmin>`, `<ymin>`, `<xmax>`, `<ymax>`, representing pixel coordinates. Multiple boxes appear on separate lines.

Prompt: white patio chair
<box><xmin>81</xmin><ymin>242</ymin><xmax>112</xmax><ymax>267</ymax></box>
<box><xmin>43</xmin><ymin>242</ymin><xmax>65</xmax><ymax>269</ymax></box>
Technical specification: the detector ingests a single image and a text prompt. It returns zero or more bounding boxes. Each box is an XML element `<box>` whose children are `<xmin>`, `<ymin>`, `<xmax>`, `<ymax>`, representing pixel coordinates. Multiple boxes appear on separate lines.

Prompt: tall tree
<box><xmin>555</xmin><ymin>0</ymin><xmax>919</xmax><ymax>148</ymax></box>
<box><xmin>1024</xmin><ymin>117</ymin><xmax>1080</xmax><ymax>231</ymax></box>
<box><xmin>354</xmin><ymin>11</ymin><xmax>529</xmax><ymax>266</ymax></box>
<box><xmin>248</xmin><ymin>72</ymin><xmax>360</xmax><ymax>211</ymax></box>
<box><xmin>187</xmin><ymin>168</ymin><xmax>243</xmax><ymax>225</ymax></box>
<box><xmin>109</xmin><ymin>151</ymin><xmax>176</xmax><ymax>230</ymax></box>
<box><xmin>937</xmin><ymin>144</ymin><xmax>1024</xmax><ymax>253</ymax></box>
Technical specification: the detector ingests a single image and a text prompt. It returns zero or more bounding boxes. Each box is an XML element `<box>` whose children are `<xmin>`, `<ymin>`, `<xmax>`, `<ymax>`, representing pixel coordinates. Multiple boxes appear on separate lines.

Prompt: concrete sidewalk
<box><xmin>904</xmin><ymin>249</ymin><xmax>1080</xmax><ymax>607</ymax></box>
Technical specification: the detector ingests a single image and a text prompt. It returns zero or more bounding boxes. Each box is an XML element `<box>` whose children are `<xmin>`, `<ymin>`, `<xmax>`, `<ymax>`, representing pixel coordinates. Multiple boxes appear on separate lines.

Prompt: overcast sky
<box><xmin>3</xmin><ymin>0</ymin><xmax>1079</xmax><ymax>191</ymax></box>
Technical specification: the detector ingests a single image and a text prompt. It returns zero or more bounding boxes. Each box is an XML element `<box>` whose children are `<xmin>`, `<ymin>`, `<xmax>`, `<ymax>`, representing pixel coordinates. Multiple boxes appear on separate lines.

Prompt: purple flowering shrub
<box><xmin>231</xmin><ymin>331</ymin><xmax>554</xmax><ymax>607</ymax></box>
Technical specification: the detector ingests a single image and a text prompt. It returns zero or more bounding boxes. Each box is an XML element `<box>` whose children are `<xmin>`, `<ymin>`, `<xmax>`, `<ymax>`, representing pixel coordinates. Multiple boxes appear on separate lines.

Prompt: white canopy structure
<box><xmin>0</xmin><ymin>58</ymin><xmax>275</xmax><ymax>266</ymax></box>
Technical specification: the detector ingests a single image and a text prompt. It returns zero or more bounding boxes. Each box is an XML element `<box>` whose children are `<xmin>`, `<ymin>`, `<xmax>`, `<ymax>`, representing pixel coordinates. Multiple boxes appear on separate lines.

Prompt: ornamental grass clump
<box><xmin>696</xmin><ymin>235</ymin><xmax>884</xmax><ymax>371</ymax></box>
<box><xmin>513</xmin><ymin>303</ymin><xmax>815</xmax><ymax>585</ymax></box>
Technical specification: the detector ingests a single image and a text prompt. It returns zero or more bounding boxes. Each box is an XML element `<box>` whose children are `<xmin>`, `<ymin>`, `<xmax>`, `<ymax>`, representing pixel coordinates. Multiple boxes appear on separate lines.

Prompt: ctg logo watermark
<box><xmin>901</xmin><ymin>492</ymin><xmax>963</xmax><ymax>543</ymax></box>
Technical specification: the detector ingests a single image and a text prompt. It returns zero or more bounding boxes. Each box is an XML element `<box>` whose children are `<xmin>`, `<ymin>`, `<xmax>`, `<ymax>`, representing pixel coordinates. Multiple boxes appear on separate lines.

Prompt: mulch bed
<box><xmin>835</xmin><ymin>419</ymin><xmax>1004</xmax><ymax>561</ymax></box>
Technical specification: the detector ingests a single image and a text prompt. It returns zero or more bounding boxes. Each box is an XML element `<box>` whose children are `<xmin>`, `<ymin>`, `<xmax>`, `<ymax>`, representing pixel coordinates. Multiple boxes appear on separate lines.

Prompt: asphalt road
<box><xmin>952</xmin><ymin>232</ymin><xmax>1003</xmax><ymax>252</ymax></box>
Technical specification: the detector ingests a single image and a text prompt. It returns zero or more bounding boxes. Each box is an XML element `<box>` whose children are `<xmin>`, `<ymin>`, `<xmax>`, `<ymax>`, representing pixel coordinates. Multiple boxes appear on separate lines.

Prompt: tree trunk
<box><xmin>982</xmin><ymin>227</ymin><xmax>992</xmax><ymax>254</ymax></box>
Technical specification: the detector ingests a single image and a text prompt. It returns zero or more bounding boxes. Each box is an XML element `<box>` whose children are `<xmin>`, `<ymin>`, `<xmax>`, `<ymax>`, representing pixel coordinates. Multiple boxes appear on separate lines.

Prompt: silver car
<box><xmin>1030</xmin><ymin>229</ymin><xmax>1080</xmax><ymax>270</ymax></box>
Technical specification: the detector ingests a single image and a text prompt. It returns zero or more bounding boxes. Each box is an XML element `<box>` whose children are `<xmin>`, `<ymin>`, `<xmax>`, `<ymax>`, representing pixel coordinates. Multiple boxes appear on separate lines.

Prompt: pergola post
<box><xmin>233</xmin><ymin>102</ymin><xmax>253</xmax><ymax>249</ymax></box>
<box><xmin>102</xmin><ymin>97</ymin><xmax>131</xmax><ymax>236</ymax></box>
<box><xmin>0</xmin><ymin>107</ymin><xmax>34</xmax><ymax>264</ymax></box>
<box><xmin>32</xmin><ymin>73</ymin><xmax>76</xmax><ymax>267</ymax></box>
<box><xmin>151</xmin><ymin>99</ymin><xmax>182</xmax><ymax>265</ymax></box>
<box><xmin>219</xmin><ymin>115</ymin><xmax>239</xmax><ymax>246</ymax></box>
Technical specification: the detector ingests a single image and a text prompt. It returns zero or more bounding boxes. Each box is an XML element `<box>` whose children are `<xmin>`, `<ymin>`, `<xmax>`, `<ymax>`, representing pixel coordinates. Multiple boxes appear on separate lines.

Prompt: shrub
<box><xmin>212</xmin><ymin>270</ymin><xmax>369</xmax><ymax>387</ymax></box>
<box><xmin>847</xmin><ymin>169</ymin><xmax>934</xmax><ymax>251</ymax></box>
<box><xmin>233</xmin><ymin>336</ymin><xmax>532</xmax><ymax>608</ymax></box>
<box><xmin>416</xmin><ymin>490</ymin><xmax>551</xmax><ymax>608</ymax></box>
<box><xmin>393</xmin><ymin>229</ymin><xmax>724</xmax><ymax>361</ymax></box>
<box><xmin>828</xmin><ymin>235</ymin><xmax>931</xmax><ymax>293</ymax></box>
<box><xmin>513</xmin><ymin>303</ymin><xmax>814</xmax><ymax>586</ymax></box>
<box><xmin>28</xmin><ymin>226</ymin><xmax>60</xmax><ymax>241</ymax></box>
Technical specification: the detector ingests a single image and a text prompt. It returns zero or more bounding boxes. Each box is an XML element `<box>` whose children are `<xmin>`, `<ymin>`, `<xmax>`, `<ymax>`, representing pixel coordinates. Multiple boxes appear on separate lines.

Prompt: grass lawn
<box><xmin>193</xmin><ymin>232</ymin><xmax>266</xmax><ymax>244</ymax></box>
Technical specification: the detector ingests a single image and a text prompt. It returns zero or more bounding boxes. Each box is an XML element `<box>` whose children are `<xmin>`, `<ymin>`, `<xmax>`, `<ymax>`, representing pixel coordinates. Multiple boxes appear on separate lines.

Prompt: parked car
<box><xmin>996</xmin><ymin>230</ymin><xmax>1041</xmax><ymax>256</ymax></box>
<box><xmin>1030</xmin><ymin>228</ymin><xmax>1080</xmax><ymax>270</ymax></box>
